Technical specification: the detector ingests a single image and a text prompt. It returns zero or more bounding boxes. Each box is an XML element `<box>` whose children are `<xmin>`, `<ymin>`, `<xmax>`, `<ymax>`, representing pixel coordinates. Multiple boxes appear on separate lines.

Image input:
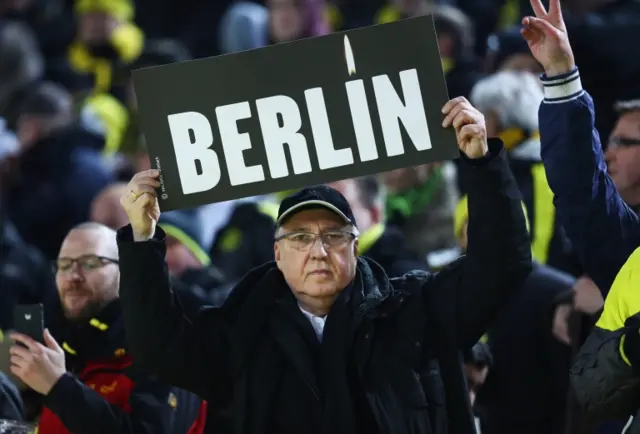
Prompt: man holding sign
<box><xmin>115</xmin><ymin>96</ymin><xmax>531</xmax><ymax>434</ymax></box>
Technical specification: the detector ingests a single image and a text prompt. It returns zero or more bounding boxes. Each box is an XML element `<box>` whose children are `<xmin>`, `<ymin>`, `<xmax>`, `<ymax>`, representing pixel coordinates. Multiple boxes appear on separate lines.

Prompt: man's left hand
<box><xmin>442</xmin><ymin>97</ymin><xmax>489</xmax><ymax>159</ymax></box>
<box><xmin>572</xmin><ymin>276</ymin><xmax>604</xmax><ymax>315</ymax></box>
<box><xmin>10</xmin><ymin>329</ymin><xmax>66</xmax><ymax>395</ymax></box>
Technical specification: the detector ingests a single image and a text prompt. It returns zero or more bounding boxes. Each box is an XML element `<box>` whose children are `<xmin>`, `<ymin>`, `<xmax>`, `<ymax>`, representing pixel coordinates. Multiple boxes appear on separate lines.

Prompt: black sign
<box><xmin>132</xmin><ymin>15</ymin><xmax>458</xmax><ymax>211</ymax></box>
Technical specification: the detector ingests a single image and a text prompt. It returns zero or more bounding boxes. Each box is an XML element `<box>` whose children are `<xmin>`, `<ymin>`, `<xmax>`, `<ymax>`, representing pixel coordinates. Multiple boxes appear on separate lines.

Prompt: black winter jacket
<box><xmin>116</xmin><ymin>140</ymin><xmax>532</xmax><ymax>434</ymax></box>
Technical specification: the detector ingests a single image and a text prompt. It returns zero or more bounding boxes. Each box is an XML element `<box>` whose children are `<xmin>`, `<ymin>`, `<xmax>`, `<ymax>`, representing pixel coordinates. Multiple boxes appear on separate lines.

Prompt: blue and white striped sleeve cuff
<box><xmin>540</xmin><ymin>68</ymin><xmax>584</xmax><ymax>104</ymax></box>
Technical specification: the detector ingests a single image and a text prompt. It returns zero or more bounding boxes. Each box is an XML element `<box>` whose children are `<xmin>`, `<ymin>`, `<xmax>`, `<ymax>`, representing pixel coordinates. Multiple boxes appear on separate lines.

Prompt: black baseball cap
<box><xmin>276</xmin><ymin>185</ymin><xmax>357</xmax><ymax>227</ymax></box>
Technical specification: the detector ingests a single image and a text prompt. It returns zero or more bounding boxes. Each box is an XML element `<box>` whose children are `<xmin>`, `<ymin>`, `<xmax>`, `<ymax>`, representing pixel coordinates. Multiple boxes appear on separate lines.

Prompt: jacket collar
<box><xmin>59</xmin><ymin>299</ymin><xmax>127</xmax><ymax>366</ymax></box>
<box><xmin>226</xmin><ymin>257</ymin><xmax>404</xmax><ymax>372</ymax></box>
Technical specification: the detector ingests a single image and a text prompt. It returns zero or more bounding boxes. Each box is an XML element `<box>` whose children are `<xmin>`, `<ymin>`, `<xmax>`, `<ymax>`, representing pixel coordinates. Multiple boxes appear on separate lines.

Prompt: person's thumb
<box><xmin>526</xmin><ymin>16</ymin><xmax>561</xmax><ymax>37</ymax></box>
<box><xmin>43</xmin><ymin>329</ymin><xmax>61</xmax><ymax>352</ymax></box>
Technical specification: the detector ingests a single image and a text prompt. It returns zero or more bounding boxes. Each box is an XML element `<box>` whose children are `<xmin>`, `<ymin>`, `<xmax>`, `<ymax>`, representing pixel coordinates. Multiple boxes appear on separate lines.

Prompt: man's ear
<box><xmin>274</xmin><ymin>242</ymin><xmax>281</xmax><ymax>269</ymax></box>
<box><xmin>353</xmin><ymin>239</ymin><xmax>359</xmax><ymax>257</ymax></box>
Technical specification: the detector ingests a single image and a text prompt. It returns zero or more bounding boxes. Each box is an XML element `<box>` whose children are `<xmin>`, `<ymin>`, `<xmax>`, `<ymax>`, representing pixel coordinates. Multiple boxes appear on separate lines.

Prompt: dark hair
<box><xmin>463</xmin><ymin>341</ymin><xmax>493</xmax><ymax>369</ymax></box>
<box><xmin>354</xmin><ymin>175</ymin><xmax>383</xmax><ymax>210</ymax></box>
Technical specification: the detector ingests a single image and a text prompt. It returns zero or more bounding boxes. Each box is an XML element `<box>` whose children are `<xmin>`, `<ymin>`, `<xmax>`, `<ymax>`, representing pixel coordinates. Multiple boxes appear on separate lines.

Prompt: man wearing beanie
<box><xmin>66</xmin><ymin>0</ymin><xmax>144</xmax><ymax>103</ymax></box>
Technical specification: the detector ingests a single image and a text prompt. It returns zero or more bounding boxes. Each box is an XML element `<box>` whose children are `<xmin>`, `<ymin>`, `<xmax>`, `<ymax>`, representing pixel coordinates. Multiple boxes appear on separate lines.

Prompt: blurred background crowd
<box><xmin>1</xmin><ymin>0</ymin><xmax>640</xmax><ymax>433</ymax></box>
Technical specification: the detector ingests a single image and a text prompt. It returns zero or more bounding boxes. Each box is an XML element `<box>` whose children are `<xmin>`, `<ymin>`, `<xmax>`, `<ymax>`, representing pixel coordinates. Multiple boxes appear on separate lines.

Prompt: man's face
<box><xmin>55</xmin><ymin>227</ymin><xmax>119</xmax><ymax>321</ymax></box>
<box><xmin>90</xmin><ymin>185</ymin><xmax>129</xmax><ymax>230</ymax></box>
<box><xmin>268</xmin><ymin>0</ymin><xmax>304</xmax><ymax>43</ymax></box>
<box><xmin>382</xmin><ymin>164</ymin><xmax>440</xmax><ymax>193</ymax></box>
<box><xmin>165</xmin><ymin>236</ymin><xmax>202</xmax><ymax>276</ymax></box>
<box><xmin>275</xmin><ymin>209</ymin><xmax>358</xmax><ymax>302</ymax></box>
<box><xmin>605</xmin><ymin>110</ymin><xmax>640</xmax><ymax>198</ymax></box>
<box><xmin>465</xmin><ymin>364</ymin><xmax>489</xmax><ymax>407</ymax></box>
<box><xmin>78</xmin><ymin>12</ymin><xmax>118</xmax><ymax>46</ymax></box>
<box><xmin>327</xmin><ymin>179</ymin><xmax>377</xmax><ymax>233</ymax></box>
<box><xmin>437</xmin><ymin>32</ymin><xmax>455</xmax><ymax>59</ymax></box>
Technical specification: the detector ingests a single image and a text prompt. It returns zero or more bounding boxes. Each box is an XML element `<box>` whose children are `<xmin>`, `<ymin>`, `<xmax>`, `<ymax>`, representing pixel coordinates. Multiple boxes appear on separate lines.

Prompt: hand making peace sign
<box><xmin>521</xmin><ymin>0</ymin><xmax>576</xmax><ymax>77</ymax></box>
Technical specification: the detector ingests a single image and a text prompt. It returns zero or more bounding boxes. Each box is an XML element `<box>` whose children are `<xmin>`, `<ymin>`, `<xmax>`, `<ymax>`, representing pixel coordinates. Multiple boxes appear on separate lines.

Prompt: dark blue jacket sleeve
<box><xmin>538</xmin><ymin>67</ymin><xmax>640</xmax><ymax>294</ymax></box>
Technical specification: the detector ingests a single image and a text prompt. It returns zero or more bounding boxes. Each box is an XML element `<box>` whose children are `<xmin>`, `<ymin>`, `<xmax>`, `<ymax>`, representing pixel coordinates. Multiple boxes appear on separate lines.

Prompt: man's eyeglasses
<box><xmin>608</xmin><ymin>137</ymin><xmax>640</xmax><ymax>148</ymax></box>
<box><xmin>53</xmin><ymin>255</ymin><xmax>119</xmax><ymax>273</ymax></box>
<box><xmin>274</xmin><ymin>230</ymin><xmax>356</xmax><ymax>251</ymax></box>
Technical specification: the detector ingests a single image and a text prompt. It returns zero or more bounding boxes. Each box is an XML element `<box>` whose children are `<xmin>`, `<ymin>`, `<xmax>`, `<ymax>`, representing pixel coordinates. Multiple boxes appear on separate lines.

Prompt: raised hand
<box><xmin>441</xmin><ymin>97</ymin><xmax>488</xmax><ymax>160</ymax></box>
<box><xmin>120</xmin><ymin>170</ymin><xmax>162</xmax><ymax>241</ymax></box>
<box><xmin>521</xmin><ymin>0</ymin><xmax>575</xmax><ymax>76</ymax></box>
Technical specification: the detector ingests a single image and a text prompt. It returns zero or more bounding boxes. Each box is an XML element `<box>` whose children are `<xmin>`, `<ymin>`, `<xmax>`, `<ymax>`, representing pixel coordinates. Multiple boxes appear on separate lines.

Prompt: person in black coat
<box><xmin>5</xmin><ymin>82</ymin><xmax>113</xmax><ymax>259</ymax></box>
<box><xmin>117</xmin><ymin>97</ymin><xmax>531</xmax><ymax>434</ymax></box>
<box><xmin>476</xmin><ymin>264</ymin><xmax>576</xmax><ymax>434</ymax></box>
<box><xmin>454</xmin><ymin>190</ymin><xmax>580</xmax><ymax>434</ymax></box>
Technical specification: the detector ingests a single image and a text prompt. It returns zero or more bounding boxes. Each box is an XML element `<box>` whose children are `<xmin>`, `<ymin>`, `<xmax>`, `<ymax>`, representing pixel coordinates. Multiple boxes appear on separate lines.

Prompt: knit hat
<box><xmin>75</xmin><ymin>0</ymin><xmax>135</xmax><ymax>21</ymax></box>
<box><xmin>158</xmin><ymin>210</ymin><xmax>210</xmax><ymax>266</ymax></box>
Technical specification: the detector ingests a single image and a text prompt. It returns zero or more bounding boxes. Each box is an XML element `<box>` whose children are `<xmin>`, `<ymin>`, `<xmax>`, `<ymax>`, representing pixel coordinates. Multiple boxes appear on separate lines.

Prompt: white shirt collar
<box><xmin>298</xmin><ymin>306</ymin><xmax>326</xmax><ymax>341</ymax></box>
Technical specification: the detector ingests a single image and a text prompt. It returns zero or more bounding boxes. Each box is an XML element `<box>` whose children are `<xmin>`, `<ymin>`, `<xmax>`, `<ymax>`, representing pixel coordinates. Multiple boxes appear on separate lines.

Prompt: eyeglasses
<box><xmin>608</xmin><ymin>136</ymin><xmax>640</xmax><ymax>148</ymax></box>
<box><xmin>274</xmin><ymin>230</ymin><xmax>356</xmax><ymax>251</ymax></box>
<box><xmin>53</xmin><ymin>255</ymin><xmax>119</xmax><ymax>273</ymax></box>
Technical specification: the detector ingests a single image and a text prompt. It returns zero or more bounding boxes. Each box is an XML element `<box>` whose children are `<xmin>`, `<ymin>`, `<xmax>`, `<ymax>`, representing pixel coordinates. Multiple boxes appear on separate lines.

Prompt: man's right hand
<box><xmin>120</xmin><ymin>170</ymin><xmax>161</xmax><ymax>241</ymax></box>
<box><xmin>521</xmin><ymin>0</ymin><xmax>576</xmax><ymax>77</ymax></box>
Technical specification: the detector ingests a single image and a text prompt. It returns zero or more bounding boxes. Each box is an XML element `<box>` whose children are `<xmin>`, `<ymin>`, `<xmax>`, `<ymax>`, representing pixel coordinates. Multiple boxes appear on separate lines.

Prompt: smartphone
<box><xmin>13</xmin><ymin>304</ymin><xmax>44</xmax><ymax>345</ymax></box>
